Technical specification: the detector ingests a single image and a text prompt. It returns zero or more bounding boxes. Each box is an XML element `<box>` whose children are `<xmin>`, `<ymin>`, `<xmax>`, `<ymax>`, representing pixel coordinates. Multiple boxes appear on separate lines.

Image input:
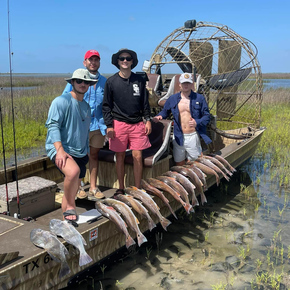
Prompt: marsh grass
<box><xmin>0</xmin><ymin>76</ymin><xmax>65</xmax><ymax>158</ymax></box>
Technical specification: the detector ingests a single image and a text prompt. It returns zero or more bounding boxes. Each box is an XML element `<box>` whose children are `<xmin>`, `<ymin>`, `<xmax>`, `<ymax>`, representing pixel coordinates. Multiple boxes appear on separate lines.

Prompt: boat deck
<box><xmin>0</xmin><ymin>128</ymin><xmax>265</xmax><ymax>290</ymax></box>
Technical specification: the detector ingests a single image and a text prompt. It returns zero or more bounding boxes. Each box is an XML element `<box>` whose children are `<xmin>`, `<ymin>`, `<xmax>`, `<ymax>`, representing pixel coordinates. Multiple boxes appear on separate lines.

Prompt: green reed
<box><xmin>0</xmin><ymin>76</ymin><xmax>66</xmax><ymax>158</ymax></box>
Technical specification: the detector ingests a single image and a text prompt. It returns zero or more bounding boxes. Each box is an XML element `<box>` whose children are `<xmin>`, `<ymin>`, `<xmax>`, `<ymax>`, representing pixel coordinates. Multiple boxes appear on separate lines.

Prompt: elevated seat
<box><xmin>93</xmin><ymin>120</ymin><xmax>173</xmax><ymax>188</ymax></box>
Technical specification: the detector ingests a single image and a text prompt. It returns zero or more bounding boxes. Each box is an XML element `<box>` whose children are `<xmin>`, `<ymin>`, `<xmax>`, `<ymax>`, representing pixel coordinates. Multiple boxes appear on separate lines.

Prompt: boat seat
<box><xmin>98</xmin><ymin>119</ymin><xmax>172</xmax><ymax>168</ymax></box>
<box><xmin>157</xmin><ymin>74</ymin><xmax>198</xmax><ymax>107</ymax></box>
<box><xmin>146</xmin><ymin>73</ymin><xmax>162</xmax><ymax>107</ymax></box>
<box><xmin>147</xmin><ymin>73</ymin><xmax>161</xmax><ymax>93</ymax></box>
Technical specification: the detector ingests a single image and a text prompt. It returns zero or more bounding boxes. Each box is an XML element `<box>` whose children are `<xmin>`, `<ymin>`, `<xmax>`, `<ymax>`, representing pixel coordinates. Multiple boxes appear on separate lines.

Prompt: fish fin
<box><xmin>126</xmin><ymin>235</ymin><xmax>136</xmax><ymax>249</ymax></box>
<box><xmin>184</xmin><ymin>203</ymin><xmax>192</xmax><ymax>214</ymax></box>
<box><xmin>79</xmin><ymin>252</ymin><xmax>93</xmax><ymax>267</ymax></box>
<box><xmin>201</xmin><ymin>193</ymin><xmax>207</xmax><ymax>205</ymax></box>
<box><xmin>137</xmin><ymin>233</ymin><xmax>148</xmax><ymax>247</ymax></box>
<box><xmin>160</xmin><ymin>217</ymin><xmax>172</xmax><ymax>231</ymax></box>
<box><xmin>47</xmin><ymin>252</ymin><xmax>61</xmax><ymax>262</ymax></box>
<box><xmin>135</xmin><ymin>217</ymin><xmax>140</xmax><ymax>224</ymax></box>
<box><xmin>59</xmin><ymin>261</ymin><xmax>71</xmax><ymax>278</ymax></box>
<box><xmin>80</xmin><ymin>236</ymin><xmax>87</xmax><ymax>246</ymax></box>
<box><xmin>148</xmin><ymin>219</ymin><xmax>157</xmax><ymax>231</ymax></box>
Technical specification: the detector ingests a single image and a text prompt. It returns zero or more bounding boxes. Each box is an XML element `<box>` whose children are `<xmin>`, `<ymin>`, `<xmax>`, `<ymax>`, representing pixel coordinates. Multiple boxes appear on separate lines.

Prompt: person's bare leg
<box><xmin>132</xmin><ymin>150</ymin><xmax>143</xmax><ymax>188</ymax></box>
<box><xmin>89</xmin><ymin>146</ymin><xmax>100</xmax><ymax>191</ymax></box>
<box><xmin>115</xmin><ymin>152</ymin><xmax>126</xmax><ymax>189</ymax></box>
<box><xmin>175</xmin><ymin>160</ymin><xmax>186</xmax><ymax>166</ymax></box>
<box><xmin>61</xmin><ymin>158</ymin><xmax>80</xmax><ymax>220</ymax></box>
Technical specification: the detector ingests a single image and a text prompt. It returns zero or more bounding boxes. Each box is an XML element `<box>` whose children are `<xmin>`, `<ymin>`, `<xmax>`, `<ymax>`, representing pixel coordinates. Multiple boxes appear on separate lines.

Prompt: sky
<box><xmin>0</xmin><ymin>0</ymin><xmax>289</xmax><ymax>74</ymax></box>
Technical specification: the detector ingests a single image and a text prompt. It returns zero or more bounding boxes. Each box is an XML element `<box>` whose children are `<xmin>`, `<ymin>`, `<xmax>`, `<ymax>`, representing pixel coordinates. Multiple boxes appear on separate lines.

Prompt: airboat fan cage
<box><xmin>145</xmin><ymin>20</ymin><xmax>263</xmax><ymax>130</ymax></box>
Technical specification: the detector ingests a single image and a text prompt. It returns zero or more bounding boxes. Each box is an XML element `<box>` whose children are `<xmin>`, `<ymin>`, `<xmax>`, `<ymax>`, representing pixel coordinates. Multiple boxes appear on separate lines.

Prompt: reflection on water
<box><xmin>71</xmin><ymin>155</ymin><xmax>290</xmax><ymax>289</ymax></box>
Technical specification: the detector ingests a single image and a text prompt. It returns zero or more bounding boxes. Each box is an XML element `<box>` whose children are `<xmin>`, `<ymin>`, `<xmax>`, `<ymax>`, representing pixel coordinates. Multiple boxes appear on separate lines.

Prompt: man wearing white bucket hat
<box><xmin>45</xmin><ymin>68</ymin><xmax>97</xmax><ymax>226</ymax></box>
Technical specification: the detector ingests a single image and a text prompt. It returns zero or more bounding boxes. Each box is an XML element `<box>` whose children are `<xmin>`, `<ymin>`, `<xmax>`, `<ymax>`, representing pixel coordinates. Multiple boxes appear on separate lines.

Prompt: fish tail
<box><xmin>201</xmin><ymin>192</ymin><xmax>207</xmax><ymax>205</ymax></box>
<box><xmin>167</xmin><ymin>203</ymin><xmax>178</xmax><ymax>219</ymax></box>
<box><xmin>126</xmin><ymin>235</ymin><xmax>136</xmax><ymax>249</ymax></box>
<box><xmin>215</xmin><ymin>176</ymin><xmax>220</xmax><ymax>186</ymax></box>
<box><xmin>160</xmin><ymin>217</ymin><xmax>172</xmax><ymax>231</ymax></box>
<box><xmin>192</xmin><ymin>195</ymin><xmax>199</xmax><ymax>207</ymax></box>
<box><xmin>59</xmin><ymin>261</ymin><xmax>71</xmax><ymax>278</ymax></box>
<box><xmin>79</xmin><ymin>251</ymin><xmax>93</xmax><ymax>267</ymax></box>
<box><xmin>137</xmin><ymin>233</ymin><xmax>148</xmax><ymax>247</ymax></box>
<box><xmin>184</xmin><ymin>202</ymin><xmax>192</xmax><ymax>214</ymax></box>
<box><xmin>148</xmin><ymin>218</ymin><xmax>157</xmax><ymax>231</ymax></box>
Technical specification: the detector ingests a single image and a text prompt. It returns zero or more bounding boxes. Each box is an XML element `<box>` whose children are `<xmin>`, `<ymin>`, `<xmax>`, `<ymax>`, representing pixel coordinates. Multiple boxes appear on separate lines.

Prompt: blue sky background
<box><xmin>0</xmin><ymin>0</ymin><xmax>289</xmax><ymax>74</ymax></box>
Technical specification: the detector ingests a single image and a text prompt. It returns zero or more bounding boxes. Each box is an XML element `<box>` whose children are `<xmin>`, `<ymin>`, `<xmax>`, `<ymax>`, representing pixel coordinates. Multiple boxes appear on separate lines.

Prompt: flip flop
<box><xmin>63</xmin><ymin>209</ymin><xmax>79</xmax><ymax>227</ymax></box>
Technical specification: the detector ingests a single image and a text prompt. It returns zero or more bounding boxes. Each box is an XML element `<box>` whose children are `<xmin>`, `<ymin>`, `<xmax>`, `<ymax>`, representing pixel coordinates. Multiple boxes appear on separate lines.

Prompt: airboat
<box><xmin>0</xmin><ymin>20</ymin><xmax>265</xmax><ymax>289</ymax></box>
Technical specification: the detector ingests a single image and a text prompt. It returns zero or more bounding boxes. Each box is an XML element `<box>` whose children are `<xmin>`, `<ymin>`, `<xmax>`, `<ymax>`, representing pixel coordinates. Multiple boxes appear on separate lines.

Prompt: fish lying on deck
<box><xmin>101</xmin><ymin>198</ymin><xmax>147</xmax><ymax>247</ymax></box>
<box><xmin>125</xmin><ymin>186</ymin><xmax>172</xmax><ymax>231</ymax></box>
<box><xmin>163</xmin><ymin>171</ymin><xmax>199</xmax><ymax>207</ymax></box>
<box><xmin>156</xmin><ymin>175</ymin><xmax>193</xmax><ymax>214</ymax></box>
<box><xmin>188</xmin><ymin>165</ymin><xmax>208</xmax><ymax>191</ymax></box>
<box><xmin>140</xmin><ymin>179</ymin><xmax>177</xmax><ymax>219</ymax></box>
<box><xmin>196</xmin><ymin>157</ymin><xmax>230</xmax><ymax>181</ymax></box>
<box><xmin>204</xmin><ymin>155</ymin><xmax>233</xmax><ymax>176</ymax></box>
<box><xmin>30</xmin><ymin>228</ymin><xmax>70</xmax><ymax>278</ymax></box>
<box><xmin>95</xmin><ymin>201</ymin><xmax>136</xmax><ymax>249</ymax></box>
<box><xmin>189</xmin><ymin>161</ymin><xmax>220</xmax><ymax>186</ymax></box>
<box><xmin>49</xmin><ymin>219</ymin><xmax>93</xmax><ymax>267</ymax></box>
<box><xmin>171</xmin><ymin>166</ymin><xmax>207</xmax><ymax>205</ymax></box>
<box><xmin>114</xmin><ymin>193</ymin><xmax>156</xmax><ymax>232</ymax></box>
<box><xmin>146</xmin><ymin>177</ymin><xmax>192</xmax><ymax>214</ymax></box>
<box><xmin>208</xmin><ymin>153</ymin><xmax>236</xmax><ymax>173</ymax></box>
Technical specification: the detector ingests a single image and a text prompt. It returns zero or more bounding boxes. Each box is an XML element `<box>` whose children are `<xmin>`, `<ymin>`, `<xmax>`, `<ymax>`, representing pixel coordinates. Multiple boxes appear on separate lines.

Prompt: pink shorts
<box><xmin>109</xmin><ymin>120</ymin><xmax>151</xmax><ymax>152</ymax></box>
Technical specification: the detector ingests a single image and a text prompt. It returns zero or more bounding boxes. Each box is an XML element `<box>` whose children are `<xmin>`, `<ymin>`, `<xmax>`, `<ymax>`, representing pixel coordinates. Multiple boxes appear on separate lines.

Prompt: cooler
<box><xmin>0</xmin><ymin>176</ymin><xmax>57</xmax><ymax>218</ymax></box>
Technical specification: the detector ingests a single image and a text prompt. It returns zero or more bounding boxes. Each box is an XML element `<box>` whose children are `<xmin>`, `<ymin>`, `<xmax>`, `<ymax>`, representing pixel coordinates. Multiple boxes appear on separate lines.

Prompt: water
<box><xmin>71</xmin><ymin>155</ymin><xmax>290</xmax><ymax>289</ymax></box>
<box><xmin>263</xmin><ymin>79</ymin><xmax>290</xmax><ymax>90</ymax></box>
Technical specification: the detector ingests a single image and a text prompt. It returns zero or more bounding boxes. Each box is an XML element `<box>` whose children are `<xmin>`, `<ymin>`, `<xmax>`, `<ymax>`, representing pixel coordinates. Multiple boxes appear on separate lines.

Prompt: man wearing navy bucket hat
<box><xmin>102</xmin><ymin>48</ymin><xmax>152</xmax><ymax>194</ymax></box>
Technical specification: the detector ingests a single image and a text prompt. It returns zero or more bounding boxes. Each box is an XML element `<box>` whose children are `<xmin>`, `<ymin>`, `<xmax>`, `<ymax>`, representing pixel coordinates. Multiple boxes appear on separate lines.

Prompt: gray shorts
<box><xmin>173</xmin><ymin>132</ymin><xmax>202</xmax><ymax>162</ymax></box>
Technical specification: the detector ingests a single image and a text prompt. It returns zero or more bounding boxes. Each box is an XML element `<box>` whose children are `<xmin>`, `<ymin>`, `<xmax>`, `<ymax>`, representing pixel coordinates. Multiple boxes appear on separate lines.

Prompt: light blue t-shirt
<box><xmin>63</xmin><ymin>73</ymin><xmax>107</xmax><ymax>136</ymax></box>
<box><xmin>45</xmin><ymin>92</ymin><xmax>91</xmax><ymax>159</ymax></box>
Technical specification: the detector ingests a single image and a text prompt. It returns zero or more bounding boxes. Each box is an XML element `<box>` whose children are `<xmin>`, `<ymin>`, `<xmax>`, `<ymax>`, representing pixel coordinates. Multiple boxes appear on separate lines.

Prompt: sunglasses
<box><xmin>75</xmin><ymin>79</ymin><xmax>91</xmax><ymax>85</ymax></box>
<box><xmin>118</xmin><ymin>56</ymin><xmax>133</xmax><ymax>61</ymax></box>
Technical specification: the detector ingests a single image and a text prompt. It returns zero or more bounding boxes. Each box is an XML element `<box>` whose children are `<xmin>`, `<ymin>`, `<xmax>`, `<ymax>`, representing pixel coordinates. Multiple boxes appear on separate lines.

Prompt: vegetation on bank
<box><xmin>0</xmin><ymin>76</ymin><xmax>290</xmax><ymax>167</ymax></box>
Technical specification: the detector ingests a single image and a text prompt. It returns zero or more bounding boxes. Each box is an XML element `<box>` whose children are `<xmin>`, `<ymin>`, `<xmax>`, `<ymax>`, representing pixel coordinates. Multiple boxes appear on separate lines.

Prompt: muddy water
<box><xmin>71</xmin><ymin>154</ymin><xmax>290</xmax><ymax>290</ymax></box>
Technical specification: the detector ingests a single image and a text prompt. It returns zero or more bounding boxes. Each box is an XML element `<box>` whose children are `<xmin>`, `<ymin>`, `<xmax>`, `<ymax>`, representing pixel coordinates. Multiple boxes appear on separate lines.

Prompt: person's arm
<box><xmin>102</xmin><ymin>81</ymin><xmax>114</xmax><ymax>128</ymax></box>
<box><xmin>195</xmin><ymin>95</ymin><xmax>210</xmax><ymax>129</ymax></box>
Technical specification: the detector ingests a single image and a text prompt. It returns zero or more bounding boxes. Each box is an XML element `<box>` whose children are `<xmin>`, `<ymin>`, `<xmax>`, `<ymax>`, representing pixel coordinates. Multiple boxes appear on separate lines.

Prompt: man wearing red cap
<box><xmin>63</xmin><ymin>50</ymin><xmax>107</xmax><ymax>199</ymax></box>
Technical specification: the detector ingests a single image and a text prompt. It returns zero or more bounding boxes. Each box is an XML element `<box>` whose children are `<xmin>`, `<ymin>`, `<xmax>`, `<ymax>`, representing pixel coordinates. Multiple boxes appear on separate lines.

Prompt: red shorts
<box><xmin>109</xmin><ymin>120</ymin><xmax>151</xmax><ymax>152</ymax></box>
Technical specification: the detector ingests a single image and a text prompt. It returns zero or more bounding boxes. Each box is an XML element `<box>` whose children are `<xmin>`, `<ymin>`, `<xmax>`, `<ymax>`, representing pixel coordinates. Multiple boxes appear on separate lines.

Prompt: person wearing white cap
<box><xmin>46</xmin><ymin>68</ymin><xmax>97</xmax><ymax>227</ymax></box>
<box><xmin>63</xmin><ymin>50</ymin><xmax>107</xmax><ymax>199</ymax></box>
<box><xmin>153</xmin><ymin>73</ymin><xmax>212</xmax><ymax>165</ymax></box>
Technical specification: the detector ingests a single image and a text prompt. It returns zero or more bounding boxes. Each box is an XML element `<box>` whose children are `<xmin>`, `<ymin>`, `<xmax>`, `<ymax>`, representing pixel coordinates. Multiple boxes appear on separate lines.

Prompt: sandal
<box><xmin>63</xmin><ymin>209</ymin><xmax>79</xmax><ymax>227</ymax></box>
<box><xmin>89</xmin><ymin>188</ymin><xmax>105</xmax><ymax>199</ymax></box>
<box><xmin>76</xmin><ymin>187</ymin><xmax>88</xmax><ymax>199</ymax></box>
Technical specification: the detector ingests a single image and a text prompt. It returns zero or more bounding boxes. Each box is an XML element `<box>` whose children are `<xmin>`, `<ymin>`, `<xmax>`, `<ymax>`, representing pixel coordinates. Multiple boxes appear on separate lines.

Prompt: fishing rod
<box><xmin>7</xmin><ymin>0</ymin><xmax>21</xmax><ymax>218</ymax></box>
<box><xmin>0</xmin><ymin>102</ymin><xmax>10</xmax><ymax>216</ymax></box>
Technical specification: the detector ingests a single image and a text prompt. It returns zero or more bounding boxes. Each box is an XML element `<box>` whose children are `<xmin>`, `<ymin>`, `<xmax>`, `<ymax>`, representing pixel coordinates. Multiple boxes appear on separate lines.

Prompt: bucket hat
<box><xmin>66</xmin><ymin>68</ymin><xmax>97</xmax><ymax>85</ymax></box>
<box><xmin>111</xmin><ymin>48</ymin><xmax>138</xmax><ymax>69</ymax></box>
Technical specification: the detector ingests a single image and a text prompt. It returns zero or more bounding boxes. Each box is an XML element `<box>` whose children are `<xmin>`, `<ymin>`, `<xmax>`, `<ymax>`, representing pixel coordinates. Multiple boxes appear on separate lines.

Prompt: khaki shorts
<box><xmin>89</xmin><ymin>130</ymin><xmax>105</xmax><ymax>149</ymax></box>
